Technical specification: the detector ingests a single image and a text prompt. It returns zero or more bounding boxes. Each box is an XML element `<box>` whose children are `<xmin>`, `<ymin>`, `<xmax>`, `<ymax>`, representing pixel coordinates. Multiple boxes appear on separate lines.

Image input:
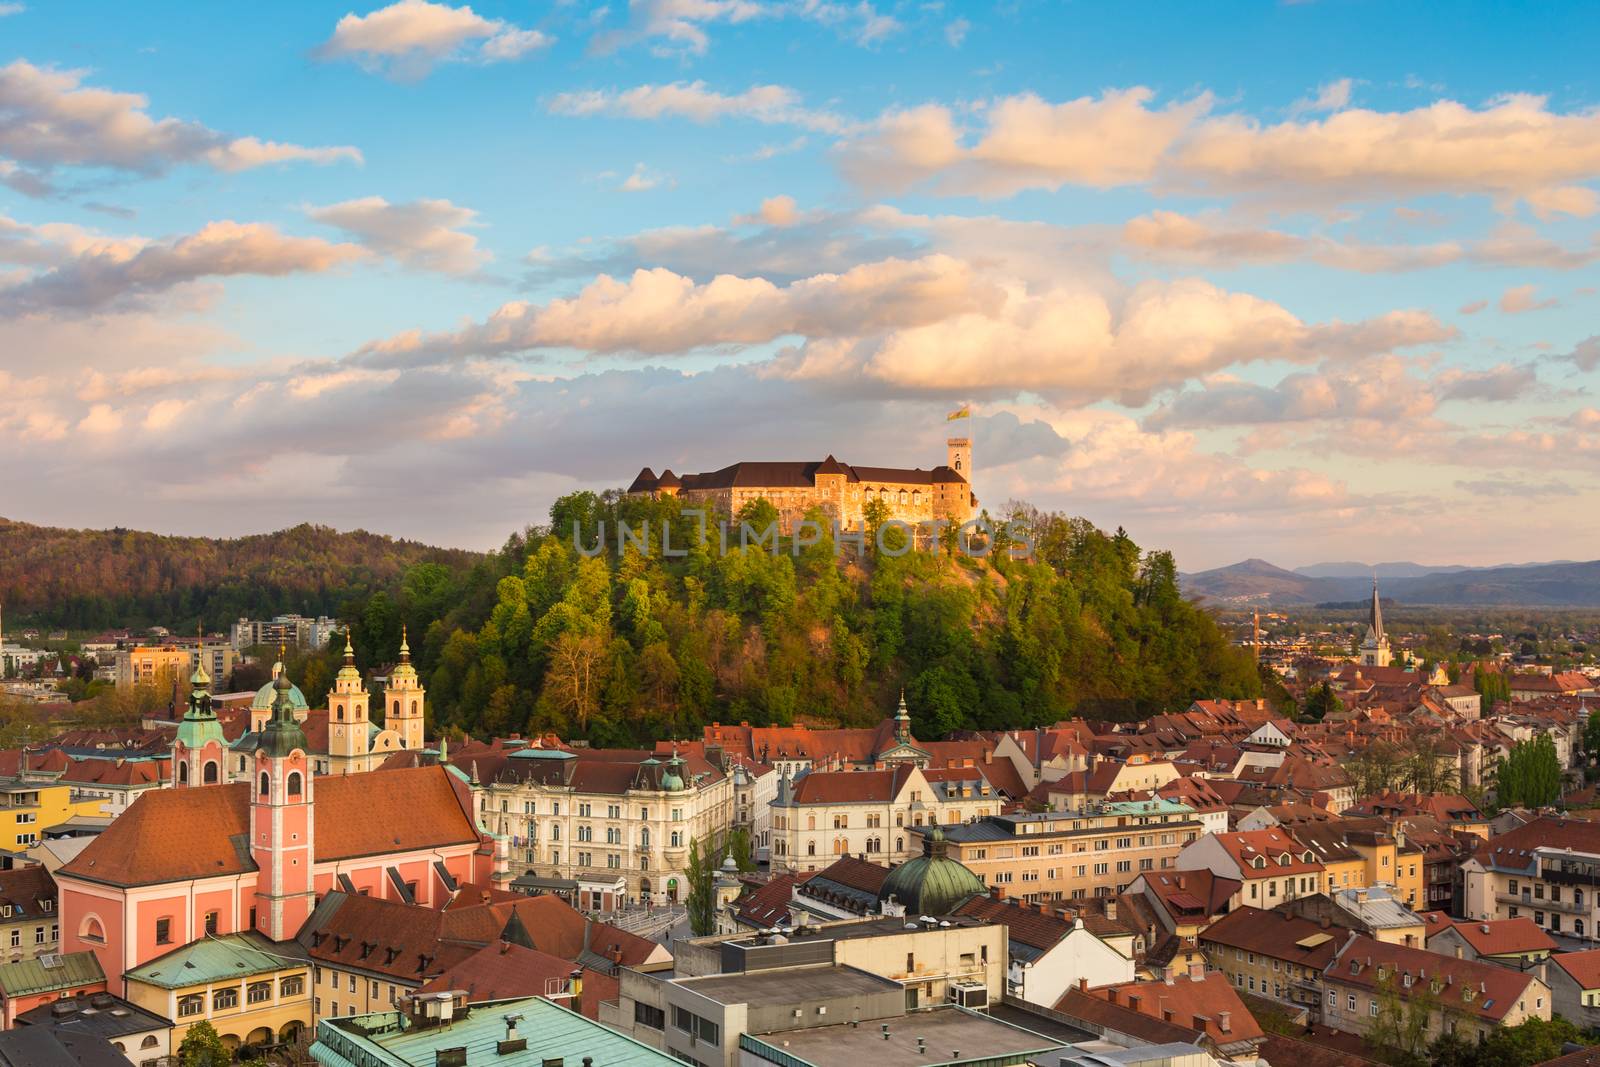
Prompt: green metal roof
<box><xmin>125</xmin><ymin>932</ymin><xmax>305</xmax><ymax>989</ymax></box>
<box><xmin>0</xmin><ymin>951</ymin><xmax>105</xmax><ymax>998</ymax></box>
<box><xmin>311</xmin><ymin>996</ymin><xmax>678</xmax><ymax>1067</ymax></box>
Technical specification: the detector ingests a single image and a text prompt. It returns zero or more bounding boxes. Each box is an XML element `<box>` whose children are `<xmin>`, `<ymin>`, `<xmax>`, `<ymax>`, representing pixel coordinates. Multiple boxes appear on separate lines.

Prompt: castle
<box><xmin>625</xmin><ymin>436</ymin><xmax>977</xmax><ymax>533</ymax></box>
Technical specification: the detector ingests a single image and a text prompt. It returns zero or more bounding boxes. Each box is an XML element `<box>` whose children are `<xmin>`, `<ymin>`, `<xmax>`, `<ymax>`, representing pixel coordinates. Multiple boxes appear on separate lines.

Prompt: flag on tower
<box><xmin>946</xmin><ymin>404</ymin><xmax>970</xmax><ymax>420</ymax></box>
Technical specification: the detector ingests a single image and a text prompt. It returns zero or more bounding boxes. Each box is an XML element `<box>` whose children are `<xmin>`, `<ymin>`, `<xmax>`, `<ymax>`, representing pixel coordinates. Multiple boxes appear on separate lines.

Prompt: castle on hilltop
<box><xmin>626</xmin><ymin>436</ymin><xmax>977</xmax><ymax>533</ymax></box>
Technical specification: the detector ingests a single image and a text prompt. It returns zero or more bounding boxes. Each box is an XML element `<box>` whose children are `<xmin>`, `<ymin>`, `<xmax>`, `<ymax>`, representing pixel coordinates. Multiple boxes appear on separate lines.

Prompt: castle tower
<box><xmin>947</xmin><ymin>436</ymin><xmax>971</xmax><ymax>481</ymax></box>
<box><xmin>327</xmin><ymin>629</ymin><xmax>371</xmax><ymax>773</ymax></box>
<box><xmin>387</xmin><ymin>626</ymin><xmax>426</xmax><ymax>751</ymax></box>
<box><xmin>1359</xmin><ymin>577</ymin><xmax>1392</xmax><ymax>668</ymax></box>
<box><xmin>173</xmin><ymin>630</ymin><xmax>226</xmax><ymax>787</ymax></box>
<box><xmin>251</xmin><ymin>658</ymin><xmax>314</xmax><ymax>942</ymax></box>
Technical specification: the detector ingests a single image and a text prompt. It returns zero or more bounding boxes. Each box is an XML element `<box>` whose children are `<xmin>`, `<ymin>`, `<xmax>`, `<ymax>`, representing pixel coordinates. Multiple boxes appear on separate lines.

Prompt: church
<box><xmin>171</xmin><ymin>629</ymin><xmax>428</xmax><ymax>784</ymax></box>
<box><xmin>625</xmin><ymin>437</ymin><xmax>977</xmax><ymax>534</ymax></box>
<box><xmin>56</xmin><ymin>667</ymin><xmax>501</xmax><ymax>989</ymax></box>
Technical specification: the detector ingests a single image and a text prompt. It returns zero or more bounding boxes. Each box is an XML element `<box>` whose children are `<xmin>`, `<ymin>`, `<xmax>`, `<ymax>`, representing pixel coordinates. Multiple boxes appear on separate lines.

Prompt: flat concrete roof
<box><xmin>747</xmin><ymin>1006</ymin><xmax>1065</xmax><ymax>1066</ymax></box>
<box><xmin>680</xmin><ymin>964</ymin><xmax>898</xmax><ymax>1006</ymax></box>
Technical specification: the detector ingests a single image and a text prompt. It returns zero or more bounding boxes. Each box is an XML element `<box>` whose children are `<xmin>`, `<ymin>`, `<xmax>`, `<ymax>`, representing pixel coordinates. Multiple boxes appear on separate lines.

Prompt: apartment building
<box><xmin>1320</xmin><ymin>935</ymin><xmax>1550</xmax><ymax>1046</ymax></box>
<box><xmin>476</xmin><ymin>748</ymin><xmax>733</xmax><ymax>906</ymax></box>
<box><xmin>1175</xmin><ymin>829</ymin><xmax>1326</xmax><ymax>911</ymax></box>
<box><xmin>936</xmin><ymin>799</ymin><xmax>1204</xmax><ymax>902</ymax></box>
<box><xmin>1198</xmin><ymin>905</ymin><xmax>1344</xmax><ymax>1013</ymax></box>
<box><xmin>1461</xmin><ymin>815</ymin><xmax>1600</xmax><ymax>942</ymax></box>
<box><xmin>770</xmin><ymin>763</ymin><xmax>1001</xmax><ymax>872</ymax></box>
<box><xmin>114</xmin><ymin>643</ymin><xmax>234</xmax><ymax>690</ymax></box>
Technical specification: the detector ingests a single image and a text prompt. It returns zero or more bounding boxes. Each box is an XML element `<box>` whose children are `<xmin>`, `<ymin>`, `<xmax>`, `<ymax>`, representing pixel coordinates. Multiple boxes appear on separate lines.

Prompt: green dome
<box><xmin>878</xmin><ymin>827</ymin><xmax>986</xmax><ymax>915</ymax></box>
<box><xmin>252</xmin><ymin>663</ymin><xmax>308</xmax><ymax>712</ymax></box>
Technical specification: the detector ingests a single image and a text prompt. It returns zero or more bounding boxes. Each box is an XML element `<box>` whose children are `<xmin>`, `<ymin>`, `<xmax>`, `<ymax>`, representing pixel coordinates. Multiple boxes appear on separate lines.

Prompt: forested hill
<box><xmin>0</xmin><ymin>518</ymin><xmax>482</xmax><ymax>629</ymax></box>
<box><xmin>302</xmin><ymin>493</ymin><xmax>1263</xmax><ymax>747</ymax></box>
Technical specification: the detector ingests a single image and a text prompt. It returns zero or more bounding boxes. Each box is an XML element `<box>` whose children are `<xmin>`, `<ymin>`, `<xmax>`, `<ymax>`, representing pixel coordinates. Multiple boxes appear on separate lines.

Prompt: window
<box><xmin>7</xmin><ymin>930</ymin><xmax>15</xmax><ymax>948</ymax></box>
<box><xmin>288</xmin><ymin>772</ymin><xmax>303</xmax><ymax>797</ymax></box>
<box><xmin>1370</xmin><ymin>1000</ymin><xmax>1379</xmax><ymax>1017</ymax></box>
<box><xmin>33</xmin><ymin>927</ymin><xmax>44</xmax><ymax>945</ymax></box>
<box><xmin>155</xmin><ymin>918</ymin><xmax>171</xmax><ymax>945</ymax></box>
<box><xmin>349</xmin><ymin>975</ymin><xmax>356</xmax><ymax>993</ymax></box>
<box><xmin>260</xmin><ymin>772</ymin><xmax>270</xmax><ymax>795</ymax></box>
<box><xmin>671</xmin><ymin>1006</ymin><xmax>720</xmax><ymax>1046</ymax></box>
<box><xmin>205</xmin><ymin>911</ymin><xmax>219</xmax><ymax>935</ymax></box>
<box><xmin>281</xmin><ymin>976</ymin><xmax>304</xmax><ymax>997</ymax></box>
<box><xmin>178</xmin><ymin>995</ymin><xmax>204</xmax><ymax>1018</ymax></box>
<box><xmin>1348</xmin><ymin>994</ymin><xmax>1357</xmax><ymax>1011</ymax></box>
<box><xmin>247</xmin><ymin>981</ymin><xmax>272</xmax><ymax>1004</ymax></box>
<box><xmin>213</xmin><ymin>988</ymin><xmax>238</xmax><ymax>1010</ymax></box>
<box><xmin>634</xmin><ymin>1002</ymin><xmax>665</xmax><ymax>1030</ymax></box>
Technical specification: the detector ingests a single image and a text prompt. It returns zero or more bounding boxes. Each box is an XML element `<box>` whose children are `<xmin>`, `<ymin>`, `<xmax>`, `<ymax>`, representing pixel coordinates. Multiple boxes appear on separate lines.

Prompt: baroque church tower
<box><xmin>172</xmin><ymin>632</ymin><xmax>226</xmax><ymax>787</ymax></box>
<box><xmin>387</xmin><ymin>626</ymin><xmax>426</xmax><ymax>752</ymax></box>
<box><xmin>251</xmin><ymin>661</ymin><xmax>314</xmax><ymax>941</ymax></box>
<box><xmin>1359</xmin><ymin>577</ymin><xmax>1392</xmax><ymax>668</ymax></box>
<box><xmin>327</xmin><ymin>630</ymin><xmax>371</xmax><ymax>773</ymax></box>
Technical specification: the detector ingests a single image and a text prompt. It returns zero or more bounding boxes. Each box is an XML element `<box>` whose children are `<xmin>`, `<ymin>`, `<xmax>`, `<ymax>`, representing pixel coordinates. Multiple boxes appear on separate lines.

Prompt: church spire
<box><xmin>1368</xmin><ymin>575</ymin><xmax>1385</xmax><ymax>642</ymax></box>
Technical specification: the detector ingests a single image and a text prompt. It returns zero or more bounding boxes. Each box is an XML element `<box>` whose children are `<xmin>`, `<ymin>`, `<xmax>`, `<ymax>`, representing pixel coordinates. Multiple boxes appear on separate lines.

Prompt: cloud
<box><xmin>1434</xmin><ymin>361</ymin><xmax>1539</xmax><ymax>402</ymax></box>
<box><xmin>945</xmin><ymin>17</ymin><xmax>970</xmax><ymax>47</ymax></box>
<box><xmin>619</xmin><ymin>163</ymin><xmax>671</xmax><ymax>192</ymax></box>
<box><xmin>836</xmin><ymin>86</ymin><xmax>1600</xmax><ymax>210</ymax></box>
<box><xmin>1459</xmin><ymin>299</ymin><xmax>1487</xmax><ymax>315</ymax></box>
<box><xmin>316</xmin><ymin>0</ymin><xmax>552</xmax><ymax>79</ymax></box>
<box><xmin>1499</xmin><ymin>283</ymin><xmax>1558</xmax><ymax>314</ymax></box>
<box><xmin>308</xmin><ymin>196</ymin><xmax>485</xmax><ymax>274</ymax></box>
<box><xmin>548</xmin><ymin>81</ymin><xmax>849</xmax><ymax>134</ymax></box>
<box><xmin>0</xmin><ymin>60</ymin><xmax>360</xmax><ymax>192</ymax></box>
<box><xmin>1454</xmin><ymin>476</ymin><xmax>1577</xmax><ymax>498</ymax></box>
<box><xmin>590</xmin><ymin>0</ymin><xmax>770</xmax><ymax>57</ymax></box>
<box><xmin>0</xmin><ymin>220</ymin><xmax>366</xmax><ymax>313</ymax></box>
<box><xmin>794</xmin><ymin>1</ymin><xmax>901</xmax><ymax>46</ymax></box>
<box><xmin>1289</xmin><ymin>78</ymin><xmax>1353</xmax><ymax>116</ymax></box>
<box><xmin>358</xmin><ymin>253</ymin><xmax>1001</xmax><ymax>365</ymax></box>
<box><xmin>838</xmin><ymin>88</ymin><xmax>1211</xmax><ymax>196</ymax></box>
<box><xmin>1145</xmin><ymin>358</ymin><xmax>1439</xmax><ymax>429</ymax></box>
<box><xmin>0</xmin><ymin>4</ymin><xmax>23</xmax><ymax>16</ymax></box>
<box><xmin>754</xmin><ymin>195</ymin><xmax>798</xmax><ymax>226</ymax></box>
<box><xmin>1568</xmin><ymin>336</ymin><xmax>1600</xmax><ymax>372</ymax></box>
<box><xmin>1122</xmin><ymin>210</ymin><xmax>1464</xmax><ymax>272</ymax></box>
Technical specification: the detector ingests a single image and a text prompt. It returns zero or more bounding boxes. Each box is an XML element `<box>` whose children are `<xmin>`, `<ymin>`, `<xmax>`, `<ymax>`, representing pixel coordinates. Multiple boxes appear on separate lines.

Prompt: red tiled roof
<box><xmin>1140</xmin><ymin>870</ymin><xmax>1239</xmax><ymax>922</ymax></box>
<box><xmin>735</xmin><ymin>873</ymin><xmax>806</xmax><ymax>927</ymax></box>
<box><xmin>789</xmin><ymin>766</ymin><xmax>911</xmax><ymax>804</ymax></box>
<box><xmin>59</xmin><ymin>765</ymin><xmax>481</xmax><ymax>887</ymax></box>
<box><xmin>298</xmin><ymin>892</ymin><xmax>474</xmax><ymax>982</ymax></box>
<box><xmin>953</xmin><ymin>895</ymin><xmax>1071</xmax><ymax>952</ymax></box>
<box><xmin>1326</xmin><ymin>935</ymin><xmax>1538</xmax><ymax>1022</ymax></box>
<box><xmin>1090</xmin><ymin>974</ymin><xmax>1265</xmax><ymax>1045</ymax></box>
<box><xmin>1214</xmin><ymin>828</ymin><xmax>1324</xmax><ymax>877</ymax></box>
<box><xmin>1551</xmin><ymin>948</ymin><xmax>1600</xmax><ymax>991</ymax></box>
<box><xmin>415</xmin><ymin>941</ymin><xmax>582</xmax><ymax>1004</ymax></box>
<box><xmin>1426</xmin><ymin>916</ymin><xmax>1557</xmax><ymax>958</ymax></box>
<box><xmin>1198</xmin><ymin>906</ymin><xmax>1343</xmax><ymax>970</ymax></box>
<box><xmin>1475</xmin><ymin>816</ymin><xmax>1600</xmax><ymax>872</ymax></box>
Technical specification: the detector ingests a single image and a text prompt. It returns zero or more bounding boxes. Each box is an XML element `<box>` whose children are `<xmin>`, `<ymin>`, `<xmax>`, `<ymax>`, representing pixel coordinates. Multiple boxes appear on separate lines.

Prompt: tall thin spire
<box><xmin>1369</xmin><ymin>574</ymin><xmax>1385</xmax><ymax>641</ymax></box>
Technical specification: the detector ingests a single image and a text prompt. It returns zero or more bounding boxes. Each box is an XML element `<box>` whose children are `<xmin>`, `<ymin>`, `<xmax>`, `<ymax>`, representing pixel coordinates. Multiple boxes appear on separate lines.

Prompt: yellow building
<box><xmin>1287</xmin><ymin>821</ymin><xmax>1426</xmax><ymax>911</ymax></box>
<box><xmin>0</xmin><ymin>777</ymin><xmax>108</xmax><ymax>851</ymax></box>
<box><xmin>124</xmin><ymin>932</ymin><xmax>312</xmax><ymax>1052</ymax></box>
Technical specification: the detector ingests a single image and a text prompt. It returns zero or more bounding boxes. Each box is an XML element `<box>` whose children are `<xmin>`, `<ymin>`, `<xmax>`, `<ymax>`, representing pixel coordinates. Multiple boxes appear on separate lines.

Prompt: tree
<box><xmin>724</xmin><ymin>826</ymin><xmax>755</xmax><ymax>872</ymax></box>
<box><xmin>541</xmin><ymin>631</ymin><xmax>607</xmax><ymax>730</ymax></box>
<box><xmin>1474</xmin><ymin>669</ymin><xmax>1511</xmax><ymax>709</ymax></box>
<box><xmin>685</xmin><ymin>836</ymin><xmax>720</xmax><ymax>936</ymax></box>
<box><xmin>1301</xmin><ymin>681</ymin><xmax>1342</xmax><ymax>723</ymax></box>
<box><xmin>1585</xmin><ymin>704</ymin><xmax>1600</xmax><ymax>761</ymax></box>
<box><xmin>1365</xmin><ymin>972</ymin><xmax>1435</xmax><ymax>1067</ymax></box>
<box><xmin>1478</xmin><ymin>1015</ymin><xmax>1582</xmax><ymax>1067</ymax></box>
<box><xmin>178</xmin><ymin>1021</ymin><xmax>230</xmax><ymax>1067</ymax></box>
<box><xmin>1497</xmin><ymin>735</ymin><xmax>1562</xmax><ymax>808</ymax></box>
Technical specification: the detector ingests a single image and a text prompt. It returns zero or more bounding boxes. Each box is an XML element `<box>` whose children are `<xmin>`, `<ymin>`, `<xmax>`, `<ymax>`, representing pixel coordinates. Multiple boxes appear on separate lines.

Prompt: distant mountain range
<box><xmin>1181</xmin><ymin>558</ymin><xmax>1600</xmax><ymax>607</ymax></box>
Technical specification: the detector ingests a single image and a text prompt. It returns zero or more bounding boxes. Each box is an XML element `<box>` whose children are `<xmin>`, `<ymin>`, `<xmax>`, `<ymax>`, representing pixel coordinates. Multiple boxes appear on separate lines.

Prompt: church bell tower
<box><xmin>251</xmin><ymin>655</ymin><xmax>314</xmax><ymax>942</ymax></box>
<box><xmin>387</xmin><ymin>626</ymin><xmax>426</xmax><ymax>751</ymax></box>
<box><xmin>328</xmin><ymin>630</ymin><xmax>371</xmax><ymax>772</ymax></box>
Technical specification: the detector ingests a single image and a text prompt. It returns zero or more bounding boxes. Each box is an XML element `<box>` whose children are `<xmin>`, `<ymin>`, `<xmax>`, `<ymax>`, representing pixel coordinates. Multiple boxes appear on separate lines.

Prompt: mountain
<box><xmin>1184</xmin><ymin>556</ymin><xmax>1600</xmax><ymax>607</ymax></box>
<box><xmin>0</xmin><ymin>518</ymin><xmax>483</xmax><ymax>630</ymax></box>
<box><xmin>1293</xmin><ymin>561</ymin><xmax>1472</xmax><ymax>579</ymax></box>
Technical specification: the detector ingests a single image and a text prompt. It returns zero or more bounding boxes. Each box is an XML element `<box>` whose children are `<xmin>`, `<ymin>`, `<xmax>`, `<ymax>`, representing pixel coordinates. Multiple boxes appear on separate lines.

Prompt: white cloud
<box><xmin>794</xmin><ymin>1</ymin><xmax>901</xmax><ymax>46</ymax></box>
<box><xmin>0</xmin><ymin>60</ymin><xmax>360</xmax><ymax>192</ymax></box>
<box><xmin>1569</xmin><ymin>336</ymin><xmax>1600</xmax><ymax>372</ymax></box>
<box><xmin>619</xmin><ymin>163</ymin><xmax>671</xmax><ymax>192</ymax></box>
<box><xmin>1289</xmin><ymin>78</ymin><xmax>1353</xmax><ymax>116</ymax></box>
<box><xmin>590</xmin><ymin>0</ymin><xmax>770</xmax><ymax>57</ymax></box>
<box><xmin>316</xmin><ymin>0</ymin><xmax>552</xmax><ymax>78</ymax></box>
<box><xmin>308</xmin><ymin>196</ymin><xmax>486</xmax><ymax>274</ymax></box>
<box><xmin>1499</xmin><ymin>283</ymin><xmax>1558</xmax><ymax>314</ymax></box>
<box><xmin>838</xmin><ymin>88</ymin><xmax>1212</xmax><ymax>196</ymax></box>
<box><xmin>945</xmin><ymin>18</ymin><xmax>970</xmax><ymax>47</ymax></box>
<box><xmin>0</xmin><ymin>4</ymin><xmax>24</xmax><ymax>16</ymax></box>
<box><xmin>549</xmin><ymin>81</ymin><xmax>849</xmax><ymax>134</ymax></box>
<box><xmin>0</xmin><ymin>220</ymin><xmax>367</xmax><ymax>313</ymax></box>
<box><xmin>836</xmin><ymin>86</ymin><xmax>1600</xmax><ymax>210</ymax></box>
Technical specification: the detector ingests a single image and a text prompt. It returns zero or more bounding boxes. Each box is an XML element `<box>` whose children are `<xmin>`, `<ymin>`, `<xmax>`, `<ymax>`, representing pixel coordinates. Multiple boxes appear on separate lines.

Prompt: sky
<box><xmin>1</xmin><ymin>0</ymin><xmax>1598</xmax><ymax>572</ymax></box>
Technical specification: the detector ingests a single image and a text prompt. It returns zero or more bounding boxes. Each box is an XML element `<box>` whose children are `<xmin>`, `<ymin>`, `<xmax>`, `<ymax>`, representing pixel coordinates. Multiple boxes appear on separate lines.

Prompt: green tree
<box><xmin>178</xmin><ymin>1021</ymin><xmax>230</xmax><ymax>1067</ymax></box>
<box><xmin>1585</xmin><ymin>704</ymin><xmax>1600</xmax><ymax>761</ymax></box>
<box><xmin>1301</xmin><ymin>681</ymin><xmax>1342</xmax><ymax>723</ymax></box>
<box><xmin>1479</xmin><ymin>1014</ymin><xmax>1583</xmax><ymax>1067</ymax></box>
<box><xmin>724</xmin><ymin>826</ymin><xmax>755</xmax><ymax>872</ymax></box>
<box><xmin>685</xmin><ymin>835</ymin><xmax>720</xmax><ymax>936</ymax></box>
<box><xmin>1497</xmin><ymin>735</ymin><xmax>1562</xmax><ymax>808</ymax></box>
<box><xmin>1365</xmin><ymin>972</ymin><xmax>1435</xmax><ymax>1067</ymax></box>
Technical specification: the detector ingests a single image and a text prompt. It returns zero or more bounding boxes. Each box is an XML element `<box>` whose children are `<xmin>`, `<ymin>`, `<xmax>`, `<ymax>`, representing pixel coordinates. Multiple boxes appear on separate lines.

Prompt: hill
<box><xmin>1184</xmin><ymin>556</ymin><xmax>1600</xmax><ymax>607</ymax></box>
<box><xmin>0</xmin><ymin>518</ymin><xmax>484</xmax><ymax>630</ymax></box>
<box><xmin>1293</xmin><ymin>561</ymin><xmax>1472</xmax><ymax>578</ymax></box>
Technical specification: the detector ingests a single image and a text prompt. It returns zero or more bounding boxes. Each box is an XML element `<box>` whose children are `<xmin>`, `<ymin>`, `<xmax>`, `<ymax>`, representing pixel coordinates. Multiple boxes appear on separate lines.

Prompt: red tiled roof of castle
<box><xmin>59</xmin><ymin>765</ymin><xmax>481</xmax><ymax>887</ymax></box>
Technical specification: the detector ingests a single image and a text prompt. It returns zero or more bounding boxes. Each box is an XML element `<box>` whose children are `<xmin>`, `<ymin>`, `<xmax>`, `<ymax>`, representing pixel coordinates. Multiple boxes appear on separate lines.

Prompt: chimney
<box><xmin>1105</xmin><ymin>899</ymin><xmax>1117</xmax><ymax>921</ymax></box>
<box><xmin>1127</xmin><ymin>994</ymin><xmax>1142</xmax><ymax>1012</ymax></box>
<box><xmin>1078</xmin><ymin>978</ymin><xmax>1089</xmax><ymax>992</ymax></box>
<box><xmin>1105</xmin><ymin>988</ymin><xmax>1117</xmax><ymax>1005</ymax></box>
<box><xmin>1320</xmin><ymin>917</ymin><xmax>1331</xmax><ymax>930</ymax></box>
<box><xmin>1218</xmin><ymin>1010</ymin><xmax>1232</xmax><ymax>1033</ymax></box>
<box><xmin>1193</xmin><ymin>1015</ymin><xmax>1210</xmax><ymax>1033</ymax></box>
<box><xmin>1177</xmin><ymin>875</ymin><xmax>1186</xmax><ymax>890</ymax></box>
<box><xmin>991</xmin><ymin>885</ymin><xmax>1005</xmax><ymax>901</ymax></box>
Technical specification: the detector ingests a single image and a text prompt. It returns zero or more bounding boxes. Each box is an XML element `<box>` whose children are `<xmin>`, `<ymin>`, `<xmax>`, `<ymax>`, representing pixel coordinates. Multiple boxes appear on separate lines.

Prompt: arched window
<box><xmin>899</xmin><ymin>488</ymin><xmax>908</xmax><ymax>505</ymax></box>
<box><xmin>259</xmin><ymin>772</ymin><xmax>270</xmax><ymax>796</ymax></box>
<box><xmin>806</xmin><ymin>815</ymin><xmax>816</xmax><ymax>830</ymax></box>
<box><xmin>203</xmin><ymin>762</ymin><xmax>218</xmax><ymax>785</ymax></box>
<box><xmin>807</xmin><ymin>842</ymin><xmax>815</xmax><ymax>856</ymax></box>
<box><xmin>141</xmin><ymin>1037</ymin><xmax>159</xmax><ymax>1049</ymax></box>
<box><xmin>912</xmin><ymin>490</ymin><xmax>921</xmax><ymax>505</ymax></box>
<box><xmin>1577</xmin><ymin>918</ymin><xmax>1587</xmax><ymax>938</ymax></box>
<box><xmin>78</xmin><ymin>915</ymin><xmax>105</xmax><ymax>944</ymax></box>
<box><xmin>287</xmin><ymin>772</ymin><xmax>303</xmax><ymax>797</ymax></box>
<box><xmin>393</xmin><ymin>700</ymin><xmax>400</xmax><ymax>716</ymax></box>
<box><xmin>411</xmin><ymin>700</ymin><xmax>420</xmax><ymax>715</ymax></box>
<box><xmin>640</xmin><ymin>828</ymin><xmax>650</xmax><ymax>848</ymax></box>
<box><xmin>178</xmin><ymin>763</ymin><xmax>189</xmax><ymax>785</ymax></box>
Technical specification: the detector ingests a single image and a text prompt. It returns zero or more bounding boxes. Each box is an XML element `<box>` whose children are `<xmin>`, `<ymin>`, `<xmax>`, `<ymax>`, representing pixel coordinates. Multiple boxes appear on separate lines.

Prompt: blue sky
<box><xmin>1</xmin><ymin>0</ymin><xmax>1597</xmax><ymax>569</ymax></box>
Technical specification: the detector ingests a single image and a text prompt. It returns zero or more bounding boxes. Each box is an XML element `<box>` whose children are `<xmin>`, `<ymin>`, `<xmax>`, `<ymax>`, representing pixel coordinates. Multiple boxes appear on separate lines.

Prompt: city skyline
<box><xmin>1</xmin><ymin>1</ymin><xmax>1597</xmax><ymax>570</ymax></box>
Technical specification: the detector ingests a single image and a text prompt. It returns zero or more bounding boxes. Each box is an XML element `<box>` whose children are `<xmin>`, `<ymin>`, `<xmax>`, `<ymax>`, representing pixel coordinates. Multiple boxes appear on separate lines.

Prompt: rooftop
<box><xmin>15</xmin><ymin>993</ymin><xmax>169</xmax><ymax>1040</ymax></box>
<box><xmin>126</xmin><ymin>931</ymin><xmax>305</xmax><ymax>989</ymax></box>
<box><xmin>680</xmin><ymin>963</ymin><xmax>899</xmax><ymax>1006</ymax></box>
<box><xmin>0</xmin><ymin>951</ymin><xmax>104</xmax><ymax>998</ymax></box>
<box><xmin>316</xmin><ymin>995</ymin><xmax>675</xmax><ymax>1067</ymax></box>
<box><xmin>744</xmin><ymin>1005</ymin><xmax>1063</xmax><ymax>1067</ymax></box>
